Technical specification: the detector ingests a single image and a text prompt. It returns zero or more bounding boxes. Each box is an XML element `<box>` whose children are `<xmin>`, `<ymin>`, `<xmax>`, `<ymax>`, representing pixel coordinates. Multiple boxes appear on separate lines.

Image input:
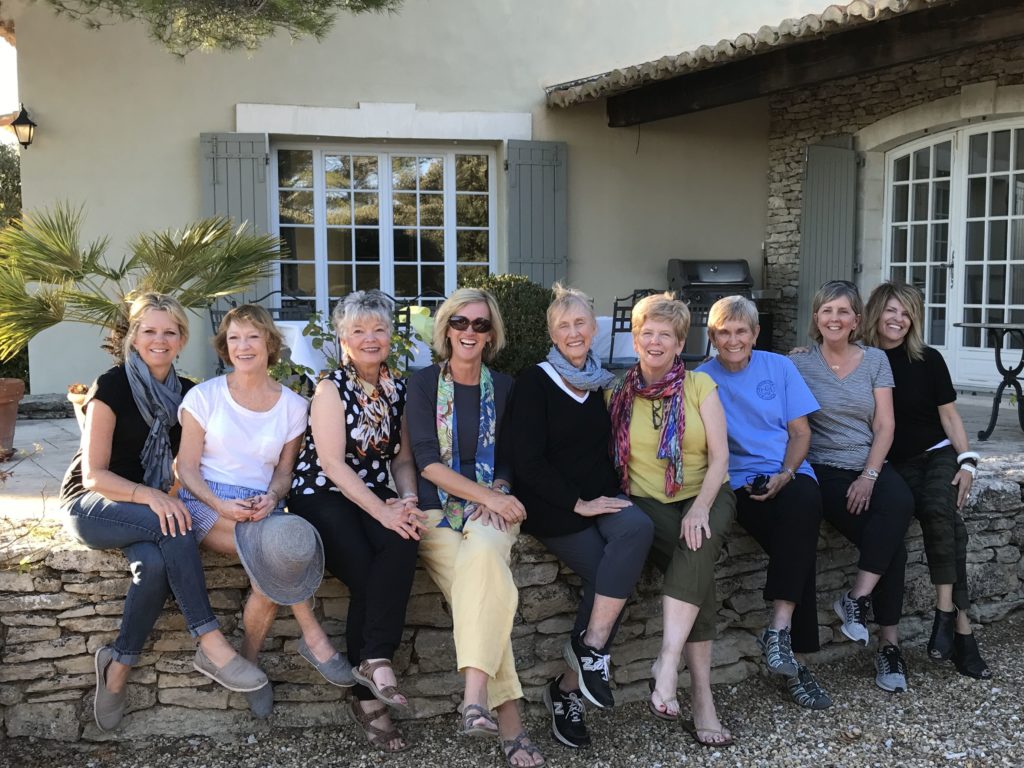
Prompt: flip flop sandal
<box><xmin>682</xmin><ymin>718</ymin><xmax>735</xmax><ymax>748</ymax></box>
<box><xmin>459</xmin><ymin>703</ymin><xmax>499</xmax><ymax>738</ymax></box>
<box><xmin>347</xmin><ymin>699</ymin><xmax>411</xmax><ymax>753</ymax></box>
<box><xmin>353</xmin><ymin>659</ymin><xmax>409</xmax><ymax>713</ymax></box>
<box><xmin>502</xmin><ymin>730</ymin><xmax>545</xmax><ymax>767</ymax></box>
<box><xmin>647</xmin><ymin>679</ymin><xmax>680</xmax><ymax>722</ymax></box>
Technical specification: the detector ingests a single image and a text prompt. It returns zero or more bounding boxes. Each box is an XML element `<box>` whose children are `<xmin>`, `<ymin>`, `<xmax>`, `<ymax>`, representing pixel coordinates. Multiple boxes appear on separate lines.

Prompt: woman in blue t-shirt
<box><xmin>863</xmin><ymin>281</ymin><xmax>990</xmax><ymax>679</ymax></box>
<box><xmin>698</xmin><ymin>296</ymin><xmax>830</xmax><ymax>710</ymax></box>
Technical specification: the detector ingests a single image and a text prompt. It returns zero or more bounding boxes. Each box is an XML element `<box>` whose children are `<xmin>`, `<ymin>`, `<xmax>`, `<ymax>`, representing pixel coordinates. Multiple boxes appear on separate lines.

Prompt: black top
<box><xmin>406</xmin><ymin>363</ymin><xmax>514</xmax><ymax>510</ymax></box>
<box><xmin>59</xmin><ymin>366</ymin><xmax>195</xmax><ymax>506</ymax></box>
<box><xmin>884</xmin><ymin>343</ymin><xmax>957</xmax><ymax>463</ymax></box>
<box><xmin>290</xmin><ymin>369</ymin><xmax>407</xmax><ymax>501</ymax></box>
<box><xmin>510</xmin><ymin>364</ymin><xmax>621</xmax><ymax>537</ymax></box>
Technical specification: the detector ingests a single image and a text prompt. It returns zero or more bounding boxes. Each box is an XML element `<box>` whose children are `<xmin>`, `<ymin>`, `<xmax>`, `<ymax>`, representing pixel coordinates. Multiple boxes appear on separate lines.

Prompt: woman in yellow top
<box><xmin>608</xmin><ymin>293</ymin><xmax>736</xmax><ymax>748</ymax></box>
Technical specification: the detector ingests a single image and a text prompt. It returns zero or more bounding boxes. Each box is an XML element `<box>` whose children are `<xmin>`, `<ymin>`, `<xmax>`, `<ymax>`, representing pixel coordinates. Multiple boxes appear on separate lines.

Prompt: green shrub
<box><xmin>460</xmin><ymin>273</ymin><xmax>552</xmax><ymax>376</ymax></box>
<box><xmin>0</xmin><ymin>345</ymin><xmax>28</xmax><ymax>389</ymax></box>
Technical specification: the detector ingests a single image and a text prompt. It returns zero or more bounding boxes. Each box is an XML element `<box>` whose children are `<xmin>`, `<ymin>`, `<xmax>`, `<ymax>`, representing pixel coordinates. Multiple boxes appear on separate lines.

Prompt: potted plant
<box><xmin>0</xmin><ymin>376</ymin><xmax>25</xmax><ymax>462</ymax></box>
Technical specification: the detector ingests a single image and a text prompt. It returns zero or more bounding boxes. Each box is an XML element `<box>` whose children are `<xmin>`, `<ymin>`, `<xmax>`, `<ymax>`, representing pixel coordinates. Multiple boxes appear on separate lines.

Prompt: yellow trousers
<box><xmin>418</xmin><ymin>509</ymin><xmax>523</xmax><ymax>708</ymax></box>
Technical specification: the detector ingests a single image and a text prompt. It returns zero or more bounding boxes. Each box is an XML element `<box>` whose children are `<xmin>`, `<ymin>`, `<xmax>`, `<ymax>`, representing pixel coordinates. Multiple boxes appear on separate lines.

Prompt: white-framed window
<box><xmin>271</xmin><ymin>144</ymin><xmax>496</xmax><ymax>314</ymax></box>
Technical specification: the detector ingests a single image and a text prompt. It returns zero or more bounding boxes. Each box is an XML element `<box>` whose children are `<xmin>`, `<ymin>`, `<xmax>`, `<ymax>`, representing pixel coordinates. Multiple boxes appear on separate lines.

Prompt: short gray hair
<box><xmin>707</xmin><ymin>295</ymin><xmax>759</xmax><ymax>336</ymax></box>
<box><xmin>546</xmin><ymin>283</ymin><xmax>596</xmax><ymax>335</ymax></box>
<box><xmin>332</xmin><ymin>290</ymin><xmax>394</xmax><ymax>340</ymax></box>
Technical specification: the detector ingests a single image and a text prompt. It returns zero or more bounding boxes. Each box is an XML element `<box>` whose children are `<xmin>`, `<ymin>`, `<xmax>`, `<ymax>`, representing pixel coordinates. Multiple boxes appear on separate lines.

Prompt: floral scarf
<box><xmin>344</xmin><ymin>363</ymin><xmax>400</xmax><ymax>458</ymax></box>
<box><xmin>607</xmin><ymin>360</ymin><xmax>687</xmax><ymax>497</ymax></box>
<box><xmin>435</xmin><ymin>362</ymin><xmax>496</xmax><ymax>531</ymax></box>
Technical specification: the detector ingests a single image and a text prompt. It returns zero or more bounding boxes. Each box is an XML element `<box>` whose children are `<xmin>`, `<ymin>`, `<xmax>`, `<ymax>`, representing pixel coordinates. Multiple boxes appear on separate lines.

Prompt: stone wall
<box><xmin>764</xmin><ymin>38</ymin><xmax>1024</xmax><ymax>350</ymax></box>
<box><xmin>1</xmin><ymin>463</ymin><xmax>1022</xmax><ymax>743</ymax></box>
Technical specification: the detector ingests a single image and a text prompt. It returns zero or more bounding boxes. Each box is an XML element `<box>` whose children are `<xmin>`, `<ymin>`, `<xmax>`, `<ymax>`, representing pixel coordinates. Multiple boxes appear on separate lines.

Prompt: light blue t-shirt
<box><xmin>698</xmin><ymin>350</ymin><xmax>819</xmax><ymax>490</ymax></box>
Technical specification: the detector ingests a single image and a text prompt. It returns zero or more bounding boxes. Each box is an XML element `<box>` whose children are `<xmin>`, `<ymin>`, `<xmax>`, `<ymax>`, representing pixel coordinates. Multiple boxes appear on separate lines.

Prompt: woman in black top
<box><xmin>59</xmin><ymin>293</ymin><xmax>266</xmax><ymax>733</ymax></box>
<box><xmin>864</xmin><ymin>281</ymin><xmax>990</xmax><ymax>679</ymax></box>
<box><xmin>509</xmin><ymin>285</ymin><xmax>653</xmax><ymax>750</ymax></box>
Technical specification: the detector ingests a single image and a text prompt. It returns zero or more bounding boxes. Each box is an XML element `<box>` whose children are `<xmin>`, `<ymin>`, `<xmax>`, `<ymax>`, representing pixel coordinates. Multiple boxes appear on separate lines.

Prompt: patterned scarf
<box><xmin>435</xmin><ymin>362</ymin><xmax>496</xmax><ymax>531</ymax></box>
<box><xmin>607</xmin><ymin>360</ymin><xmax>687</xmax><ymax>497</ymax></box>
<box><xmin>124</xmin><ymin>349</ymin><xmax>183</xmax><ymax>493</ymax></box>
<box><xmin>345</xmin><ymin>363</ymin><xmax>400</xmax><ymax>458</ymax></box>
<box><xmin>545</xmin><ymin>345</ymin><xmax>616</xmax><ymax>392</ymax></box>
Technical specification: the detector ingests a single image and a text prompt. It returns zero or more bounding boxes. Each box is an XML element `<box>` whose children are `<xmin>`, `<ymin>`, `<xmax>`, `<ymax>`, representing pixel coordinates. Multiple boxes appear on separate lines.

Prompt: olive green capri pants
<box><xmin>631</xmin><ymin>483</ymin><xmax>736</xmax><ymax>643</ymax></box>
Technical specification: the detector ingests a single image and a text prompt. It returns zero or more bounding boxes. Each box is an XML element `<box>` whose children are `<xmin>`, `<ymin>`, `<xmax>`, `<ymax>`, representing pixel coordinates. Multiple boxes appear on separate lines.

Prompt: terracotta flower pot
<box><xmin>0</xmin><ymin>378</ymin><xmax>26</xmax><ymax>462</ymax></box>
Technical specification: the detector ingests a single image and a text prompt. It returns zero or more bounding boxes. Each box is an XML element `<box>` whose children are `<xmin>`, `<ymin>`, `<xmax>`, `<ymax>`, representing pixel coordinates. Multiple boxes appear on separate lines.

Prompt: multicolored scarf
<box><xmin>607</xmin><ymin>361</ymin><xmax>687</xmax><ymax>497</ymax></box>
<box><xmin>435</xmin><ymin>362</ymin><xmax>496</xmax><ymax>531</ymax></box>
<box><xmin>344</xmin><ymin>363</ymin><xmax>400</xmax><ymax>459</ymax></box>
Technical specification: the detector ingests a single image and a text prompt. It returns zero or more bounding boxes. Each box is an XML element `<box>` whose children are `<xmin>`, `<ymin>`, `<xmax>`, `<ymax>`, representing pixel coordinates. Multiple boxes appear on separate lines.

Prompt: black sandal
<box><xmin>348</xmin><ymin>699</ymin><xmax>411</xmax><ymax>753</ymax></box>
<box><xmin>502</xmin><ymin>730</ymin><xmax>545</xmax><ymax>767</ymax></box>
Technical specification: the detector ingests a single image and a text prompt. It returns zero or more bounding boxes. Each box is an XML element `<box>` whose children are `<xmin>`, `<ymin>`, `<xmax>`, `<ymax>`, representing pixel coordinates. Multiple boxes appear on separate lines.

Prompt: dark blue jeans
<box><xmin>66</xmin><ymin>491</ymin><xmax>219</xmax><ymax>665</ymax></box>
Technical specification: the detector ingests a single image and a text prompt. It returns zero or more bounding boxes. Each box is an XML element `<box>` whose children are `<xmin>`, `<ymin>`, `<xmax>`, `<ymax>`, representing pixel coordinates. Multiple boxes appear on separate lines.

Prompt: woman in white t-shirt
<box><xmin>176</xmin><ymin>305</ymin><xmax>353</xmax><ymax>719</ymax></box>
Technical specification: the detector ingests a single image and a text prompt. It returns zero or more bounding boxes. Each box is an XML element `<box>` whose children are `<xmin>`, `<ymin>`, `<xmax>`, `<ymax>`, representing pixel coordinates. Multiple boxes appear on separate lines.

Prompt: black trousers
<box><xmin>735</xmin><ymin>474</ymin><xmax>822</xmax><ymax>653</ymax></box>
<box><xmin>813</xmin><ymin>463</ymin><xmax>913</xmax><ymax>628</ymax></box>
<box><xmin>289</xmin><ymin>489</ymin><xmax>419</xmax><ymax>701</ymax></box>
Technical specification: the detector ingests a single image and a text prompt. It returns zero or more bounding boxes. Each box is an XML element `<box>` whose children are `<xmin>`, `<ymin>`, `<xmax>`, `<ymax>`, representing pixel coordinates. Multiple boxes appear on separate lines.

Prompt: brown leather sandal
<box><xmin>502</xmin><ymin>730</ymin><xmax>545</xmax><ymax>767</ymax></box>
<box><xmin>347</xmin><ymin>699</ymin><xmax>411</xmax><ymax>753</ymax></box>
<box><xmin>459</xmin><ymin>702</ymin><xmax>498</xmax><ymax>738</ymax></box>
<box><xmin>353</xmin><ymin>659</ymin><xmax>409</xmax><ymax>712</ymax></box>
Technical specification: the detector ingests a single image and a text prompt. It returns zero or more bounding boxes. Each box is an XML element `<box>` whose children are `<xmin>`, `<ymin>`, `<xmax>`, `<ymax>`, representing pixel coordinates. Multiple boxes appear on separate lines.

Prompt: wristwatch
<box><xmin>863</xmin><ymin>468</ymin><xmax>880</xmax><ymax>480</ymax></box>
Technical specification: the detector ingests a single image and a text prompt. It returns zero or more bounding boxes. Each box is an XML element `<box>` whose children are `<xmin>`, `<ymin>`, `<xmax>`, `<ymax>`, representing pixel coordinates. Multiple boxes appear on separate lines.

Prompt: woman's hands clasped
<box><xmin>380</xmin><ymin>496</ymin><xmax>428</xmax><ymax>540</ymax></box>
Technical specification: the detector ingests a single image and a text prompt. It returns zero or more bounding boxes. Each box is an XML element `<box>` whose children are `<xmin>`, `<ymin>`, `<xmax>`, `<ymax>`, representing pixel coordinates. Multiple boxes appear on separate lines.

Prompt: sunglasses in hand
<box><xmin>447</xmin><ymin>315</ymin><xmax>493</xmax><ymax>333</ymax></box>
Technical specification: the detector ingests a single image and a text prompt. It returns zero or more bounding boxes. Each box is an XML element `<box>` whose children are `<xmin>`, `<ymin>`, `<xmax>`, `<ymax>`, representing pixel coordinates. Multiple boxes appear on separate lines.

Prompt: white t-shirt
<box><xmin>179</xmin><ymin>377</ymin><xmax>309</xmax><ymax>491</ymax></box>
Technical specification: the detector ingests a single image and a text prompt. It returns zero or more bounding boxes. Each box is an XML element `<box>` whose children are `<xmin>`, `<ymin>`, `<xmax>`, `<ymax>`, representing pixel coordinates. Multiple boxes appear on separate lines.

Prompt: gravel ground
<box><xmin>4</xmin><ymin>612</ymin><xmax>1023</xmax><ymax>768</ymax></box>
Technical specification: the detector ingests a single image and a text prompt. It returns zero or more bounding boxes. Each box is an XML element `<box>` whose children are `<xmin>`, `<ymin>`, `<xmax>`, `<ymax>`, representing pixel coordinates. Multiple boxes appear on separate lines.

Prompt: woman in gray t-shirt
<box><xmin>790</xmin><ymin>280</ymin><xmax>914</xmax><ymax>695</ymax></box>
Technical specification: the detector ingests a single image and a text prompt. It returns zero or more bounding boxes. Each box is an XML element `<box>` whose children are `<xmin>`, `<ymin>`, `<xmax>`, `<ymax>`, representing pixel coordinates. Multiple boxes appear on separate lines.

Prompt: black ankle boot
<box><xmin>927</xmin><ymin>608</ymin><xmax>956</xmax><ymax>661</ymax></box>
<box><xmin>951</xmin><ymin>632</ymin><xmax>992</xmax><ymax>679</ymax></box>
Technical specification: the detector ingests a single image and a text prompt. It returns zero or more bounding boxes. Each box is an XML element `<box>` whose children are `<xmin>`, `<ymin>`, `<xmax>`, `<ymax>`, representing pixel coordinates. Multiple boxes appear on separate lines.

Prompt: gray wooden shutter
<box><xmin>796</xmin><ymin>140</ymin><xmax>858</xmax><ymax>341</ymax></box>
<box><xmin>507</xmin><ymin>140</ymin><xmax>568</xmax><ymax>285</ymax></box>
<box><xmin>200</xmin><ymin>133</ymin><xmax>270</xmax><ymax>234</ymax></box>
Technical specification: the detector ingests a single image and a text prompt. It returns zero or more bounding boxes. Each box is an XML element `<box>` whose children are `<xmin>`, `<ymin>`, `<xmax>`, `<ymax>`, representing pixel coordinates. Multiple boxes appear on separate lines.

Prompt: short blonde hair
<box><xmin>863</xmin><ymin>281</ymin><xmax>925</xmax><ymax>362</ymax></box>
<box><xmin>632</xmin><ymin>292</ymin><xmax>690</xmax><ymax>343</ymax></box>
<box><xmin>123</xmin><ymin>292</ymin><xmax>190</xmax><ymax>361</ymax></box>
<box><xmin>546</xmin><ymin>283</ymin><xmax>596</xmax><ymax>335</ymax></box>
<box><xmin>808</xmin><ymin>281</ymin><xmax>863</xmax><ymax>344</ymax></box>
<box><xmin>432</xmin><ymin>288</ymin><xmax>506</xmax><ymax>363</ymax></box>
<box><xmin>707</xmin><ymin>295</ymin><xmax>760</xmax><ymax>338</ymax></box>
<box><xmin>213</xmin><ymin>304</ymin><xmax>284</xmax><ymax>367</ymax></box>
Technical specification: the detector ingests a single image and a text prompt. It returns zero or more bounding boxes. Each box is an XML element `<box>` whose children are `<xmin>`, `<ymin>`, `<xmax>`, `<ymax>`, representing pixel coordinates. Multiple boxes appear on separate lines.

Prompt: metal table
<box><xmin>953</xmin><ymin>322</ymin><xmax>1024</xmax><ymax>440</ymax></box>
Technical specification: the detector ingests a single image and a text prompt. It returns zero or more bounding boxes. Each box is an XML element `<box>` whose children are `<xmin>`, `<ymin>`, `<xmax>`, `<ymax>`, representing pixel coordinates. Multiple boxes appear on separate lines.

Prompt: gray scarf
<box><xmin>545</xmin><ymin>346</ymin><xmax>616</xmax><ymax>392</ymax></box>
<box><xmin>124</xmin><ymin>350</ymin><xmax>183</xmax><ymax>493</ymax></box>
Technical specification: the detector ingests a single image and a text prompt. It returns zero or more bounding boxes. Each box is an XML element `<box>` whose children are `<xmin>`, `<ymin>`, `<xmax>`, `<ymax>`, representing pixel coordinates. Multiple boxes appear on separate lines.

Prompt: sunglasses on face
<box><xmin>448</xmin><ymin>315</ymin><xmax>493</xmax><ymax>333</ymax></box>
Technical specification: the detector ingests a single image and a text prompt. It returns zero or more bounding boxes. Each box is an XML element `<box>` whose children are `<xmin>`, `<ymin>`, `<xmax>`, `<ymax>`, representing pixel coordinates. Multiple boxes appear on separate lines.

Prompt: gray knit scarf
<box><xmin>124</xmin><ymin>350</ymin><xmax>183</xmax><ymax>493</ymax></box>
<box><xmin>545</xmin><ymin>346</ymin><xmax>616</xmax><ymax>392</ymax></box>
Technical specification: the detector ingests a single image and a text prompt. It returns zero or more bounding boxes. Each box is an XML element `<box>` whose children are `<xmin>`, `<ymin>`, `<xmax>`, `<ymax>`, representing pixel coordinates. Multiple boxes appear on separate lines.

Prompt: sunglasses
<box><xmin>448</xmin><ymin>315</ymin><xmax>493</xmax><ymax>333</ymax></box>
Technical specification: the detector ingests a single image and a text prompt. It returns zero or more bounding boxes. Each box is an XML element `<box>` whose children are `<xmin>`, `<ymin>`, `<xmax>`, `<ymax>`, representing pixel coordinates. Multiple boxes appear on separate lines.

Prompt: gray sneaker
<box><xmin>833</xmin><ymin>591</ymin><xmax>871</xmax><ymax>646</ymax></box>
<box><xmin>93</xmin><ymin>645</ymin><xmax>127</xmax><ymax>732</ymax></box>
<box><xmin>193</xmin><ymin>647</ymin><xmax>268</xmax><ymax>692</ymax></box>
<box><xmin>787</xmin><ymin>664</ymin><xmax>832</xmax><ymax>710</ymax></box>
<box><xmin>874</xmin><ymin>644</ymin><xmax>908</xmax><ymax>692</ymax></box>
<box><xmin>297</xmin><ymin>638</ymin><xmax>355</xmax><ymax>687</ymax></box>
<box><xmin>758</xmin><ymin>627</ymin><xmax>798</xmax><ymax>677</ymax></box>
<box><xmin>244</xmin><ymin>681</ymin><xmax>274</xmax><ymax>719</ymax></box>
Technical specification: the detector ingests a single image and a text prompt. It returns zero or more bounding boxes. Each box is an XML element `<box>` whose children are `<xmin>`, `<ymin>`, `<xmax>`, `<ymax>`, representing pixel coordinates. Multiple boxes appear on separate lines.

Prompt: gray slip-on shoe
<box><xmin>94</xmin><ymin>645</ymin><xmax>128</xmax><ymax>732</ymax></box>
<box><xmin>297</xmin><ymin>637</ymin><xmax>355</xmax><ymax>687</ymax></box>
<box><xmin>193</xmin><ymin>647</ymin><xmax>268</xmax><ymax>692</ymax></box>
<box><xmin>244</xmin><ymin>681</ymin><xmax>274</xmax><ymax>719</ymax></box>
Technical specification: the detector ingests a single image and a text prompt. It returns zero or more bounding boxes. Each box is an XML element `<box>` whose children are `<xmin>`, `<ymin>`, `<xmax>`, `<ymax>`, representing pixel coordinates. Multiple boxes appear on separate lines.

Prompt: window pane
<box><xmin>324</xmin><ymin>154</ymin><xmax>350</xmax><ymax>188</ymax></box>
<box><xmin>1011</xmin><ymin>264</ymin><xmax>1024</xmax><ymax>303</ymax></box>
<box><xmin>419</xmin><ymin>157</ymin><xmax>444</xmax><ymax>191</ymax></box>
<box><xmin>394</xmin><ymin>229</ymin><xmax>417</xmax><ymax>262</ymax></box>
<box><xmin>965</xmin><ymin>266</ymin><xmax>984</xmax><ymax>303</ymax></box>
<box><xmin>911</xmin><ymin>225</ymin><xmax>927</xmax><ymax>263</ymax></box>
<box><xmin>326</xmin><ymin>228</ymin><xmax>352</xmax><ymax>262</ymax></box>
<box><xmin>456</xmin><ymin>194</ymin><xmax>489</xmax><ymax>227</ymax></box>
<box><xmin>421</xmin><ymin>264</ymin><xmax>445</xmax><ymax>295</ymax></box>
<box><xmin>969</xmin><ymin>133</ymin><xmax>988</xmax><ymax>174</ymax></box>
<box><xmin>419</xmin><ymin>194</ymin><xmax>444</xmax><ymax>227</ymax></box>
<box><xmin>354</xmin><ymin>264</ymin><xmax>380</xmax><ymax>291</ymax></box>
<box><xmin>457</xmin><ymin>230</ymin><xmax>489</xmax><ymax>263</ymax></box>
<box><xmin>394</xmin><ymin>265</ymin><xmax>419</xmax><ymax>298</ymax></box>
<box><xmin>909</xmin><ymin>266</ymin><xmax>926</xmax><ymax>292</ymax></box>
<box><xmin>892</xmin><ymin>185</ymin><xmax>909</xmax><ymax>222</ymax></box>
<box><xmin>1013</xmin><ymin>220</ymin><xmax>1024</xmax><ymax>260</ymax></box>
<box><xmin>355</xmin><ymin>229</ymin><xmax>380</xmax><ymax>262</ymax></box>
<box><xmin>993</xmin><ymin>130</ymin><xmax>1011</xmax><ymax>172</ymax></box>
<box><xmin>912</xmin><ymin>148</ymin><xmax>930</xmax><ymax>180</ymax></box>
<box><xmin>930</xmin><ymin>267</ymin><xmax>947</xmax><ymax>303</ymax></box>
<box><xmin>353</xmin><ymin>193</ymin><xmax>379</xmax><ymax>225</ymax></box>
<box><xmin>967</xmin><ymin>177</ymin><xmax>986</xmax><ymax>218</ymax></box>
<box><xmin>911</xmin><ymin>183</ymin><xmax>929</xmax><ymax>221</ymax></box>
<box><xmin>456</xmin><ymin>155</ymin><xmax>489</xmax><ymax>192</ymax></box>
<box><xmin>278</xmin><ymin>227</ymin><xmax>315</xmax><ymax>261</ymax></box>
<box><xmin>893</xmin><ymin>155</ymin><xmax>910</xmax><ymax>182</ymax></box>
<box><xmin>327</xmin><ymin>264</ymin><xmax>352</xmax><ymax>297</ymax></box>
<box><xmin>279</xmin><ymin>191</ymin><xmax>314</xmax><ymax>224</ymax></box>
<box><xmin>934</xmin><ymin>142</ymin><xmax>952</xmax><ymax>177</ymax></box>
<box><xmin>458</xmin><ymin>265</ymin><xmax>489</xmax><ymax>286</ymax></box>
<box><xmin>1016</xmin><ymin>130</ymin><xmax>1024</xmax><ymax>170</ymax></box>
<box><xmin>991</xmin><ymin>175</ymin><xmax>1009</xmax><ymax>217</ymax></box>
<box><xmin>352</xmin><ymin>156</ymin><xmax>379</xmax><ymax>190</ymax></box>
<box><xmin>890</xmin><ymin>265</ymin><xmax>907</xmax><ymax>283</ymax></box>
<box><xmin>932</xmin><ymin>223</ymin><xmax>948</xmax><ymax>263</ymax></box>
<box><xmin>326</xmin><ymin>191</ymin><xmax>351</xmax><ymax>225</ymax></box>
<box><xmin>966</xmin><ymin>221</ymin><xmax>985</xmax><ymax>260</ymax></box>
<box><xmin>1014</xmin><ymin>175</ymin><xmax>1024</xmax><ymax>215</ymax></box>
<box><xmin>928</xmin><ymin>307</ymin><xmax>946</xmax><ymax>346</ymax></box>
<box><xmin>278</xmin><ymin>150</ymin><xmax>313</xmax><ymax>188</ymax></box>
<box><xmin>393</xmin><ymin>193</ymin><xmax>417</xmax><ymax>226</ymax></box>
<box><xmin>932</xmin><ymin>180</ymin><xmax>950</xmax><ymax>219</ymax></box>
<box><xmin>990</xmin><ymin>220</ymin><xmax>1008</xmax><ymax>260</ymax></box>
<box><xmin>962</xmin><ymin>307</ymin><xmax>981</xmax><ymax>346</ymax></box>
<box><xmin>988</xmin><ymin>264</ymin><xmax>1006</xmax><ymax>303</ymax></box>
<box><xmin>421</xmin><ymin>230</ymin><xmax>444</xmax><ymax>261</ymax></box>
<box><xmin>280</xmin><ymin>263</ymin><xmax>316</xmax><ymax>295</ymax></box>
<box><xmin>392</xmin><ymin>157</ymin><xmax>417</xmax><ymax>190</ymax></box>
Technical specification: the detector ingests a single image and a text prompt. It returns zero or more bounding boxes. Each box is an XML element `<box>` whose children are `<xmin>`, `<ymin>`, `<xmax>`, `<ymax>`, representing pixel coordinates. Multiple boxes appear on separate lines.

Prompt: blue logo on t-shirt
<box><xmin>756</xmin><ymin>380</ymin><xmax>777</xmax><ymax>400</ymax></box>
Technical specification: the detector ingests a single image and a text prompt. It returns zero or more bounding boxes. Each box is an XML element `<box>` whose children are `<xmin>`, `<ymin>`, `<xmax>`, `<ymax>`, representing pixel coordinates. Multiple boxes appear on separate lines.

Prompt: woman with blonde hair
<box><xmin>406</xmin><ymin>287</ymin><xmax>544</xmax><ymax>767</ymax></box>
<box><xmin>59</xmin><ymin>293</ymin><xmax>267</xmax><ymax>733</ymax></box>
<box><xmin>863</xmin><ymin>281</ymin><xmax>990</xmax><ymax>679</ymax></box>
<box><xmin>607</xmin><ymin>292</ymin><xmax>736</xmax><ymax>747</ymax></box>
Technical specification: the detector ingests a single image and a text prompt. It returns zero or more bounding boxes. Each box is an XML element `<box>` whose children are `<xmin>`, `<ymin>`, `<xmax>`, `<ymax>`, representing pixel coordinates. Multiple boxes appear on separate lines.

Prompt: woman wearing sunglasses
<box><xmin>790</xmin><ymin>280</ymin><xmax>914</xmax><ymax>693</ymax></box>
<box><xmin>406</xmin><ymin>288</ymin><xmax>544</xmax><ymax>768</ymax></box>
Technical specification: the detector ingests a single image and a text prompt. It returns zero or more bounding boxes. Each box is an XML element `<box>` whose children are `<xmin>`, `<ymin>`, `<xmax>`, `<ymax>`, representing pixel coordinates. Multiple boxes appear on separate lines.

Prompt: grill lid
<box><xmin>667</xmin><ymin>259</ymin><xmax>754</xmax><ymax>288</ymax></box>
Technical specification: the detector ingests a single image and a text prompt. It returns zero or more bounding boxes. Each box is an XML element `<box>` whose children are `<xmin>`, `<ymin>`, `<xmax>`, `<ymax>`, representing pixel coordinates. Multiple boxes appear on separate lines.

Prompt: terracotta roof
<box><xmin>546</xmin><ymin>0</ymin><xmax>957</xmax><ymax>108</ymax></box>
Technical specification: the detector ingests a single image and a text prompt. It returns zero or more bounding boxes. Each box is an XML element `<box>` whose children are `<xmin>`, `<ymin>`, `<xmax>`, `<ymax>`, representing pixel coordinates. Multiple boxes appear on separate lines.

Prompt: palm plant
<box><xmin>0</xmin><ymin>203</ymin><xmax>284</xmax><ymax>362</ymax></box>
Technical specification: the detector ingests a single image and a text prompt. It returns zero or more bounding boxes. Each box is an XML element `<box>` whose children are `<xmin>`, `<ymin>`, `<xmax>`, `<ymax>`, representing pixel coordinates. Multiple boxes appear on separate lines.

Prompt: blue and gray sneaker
<box><xmin>787</xmin><ymin>664</ymin><xmax>832</xmax><ymax>710</ymax></box>
<box><xmin>833</xmin><ymin>591</ymin><xmax>871</xmax><ymax>646</ymax></box>
<box><xmin>874</xmin><ymin>644</ymin><xmax>908</xmax><ymax>692</ymax></box>
<box><xmin>758</xmin><ymin>627</ymin><xmax>798</xmax><ymax>677</ymax></box>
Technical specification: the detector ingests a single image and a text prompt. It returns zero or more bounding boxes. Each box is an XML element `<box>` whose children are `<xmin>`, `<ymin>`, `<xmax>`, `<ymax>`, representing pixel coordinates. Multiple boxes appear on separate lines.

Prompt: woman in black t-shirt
<box><xmin>59</xmin><ymin>293</ymin><xmax>266</xmax><ymax>733</ymax></box>
<box><xmin>864</xmin><ymin>281</ymin><xmax>991</xmax><ymax>679</ymax></box>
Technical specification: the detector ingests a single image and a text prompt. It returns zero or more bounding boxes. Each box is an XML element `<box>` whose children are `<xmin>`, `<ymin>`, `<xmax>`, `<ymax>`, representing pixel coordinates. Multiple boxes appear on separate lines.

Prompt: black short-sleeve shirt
<box><xmin>885</xmin><ymin>343</ymin><xmax>957</xmax><ymax>462</ymax></box>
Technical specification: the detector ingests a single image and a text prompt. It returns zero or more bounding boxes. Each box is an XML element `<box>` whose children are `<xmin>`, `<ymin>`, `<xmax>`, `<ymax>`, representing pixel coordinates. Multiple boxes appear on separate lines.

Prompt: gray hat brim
<box><xmin>234</xmin><ymin>513</ymin><xmax>324</xmax><ymax>606</ymax></box>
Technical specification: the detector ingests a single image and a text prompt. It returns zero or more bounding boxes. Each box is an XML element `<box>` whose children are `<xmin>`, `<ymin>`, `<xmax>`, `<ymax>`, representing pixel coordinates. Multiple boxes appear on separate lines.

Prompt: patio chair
<box><xmin>606</xmin><ymin>288</ymin><xmax>658</xmax><ymax>369</ymax></box>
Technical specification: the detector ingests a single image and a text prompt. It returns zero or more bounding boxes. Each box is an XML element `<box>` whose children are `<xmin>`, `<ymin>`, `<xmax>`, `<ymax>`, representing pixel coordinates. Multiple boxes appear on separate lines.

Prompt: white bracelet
<box><xmin>959</xmin><ymin>463</ymin><xmax>977</xmax><ymax>477</ymax></box>
<box><xmin>957</xmin><ymin>450</ymin><xmax>980</xmax><ymax>464</ymax></box>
